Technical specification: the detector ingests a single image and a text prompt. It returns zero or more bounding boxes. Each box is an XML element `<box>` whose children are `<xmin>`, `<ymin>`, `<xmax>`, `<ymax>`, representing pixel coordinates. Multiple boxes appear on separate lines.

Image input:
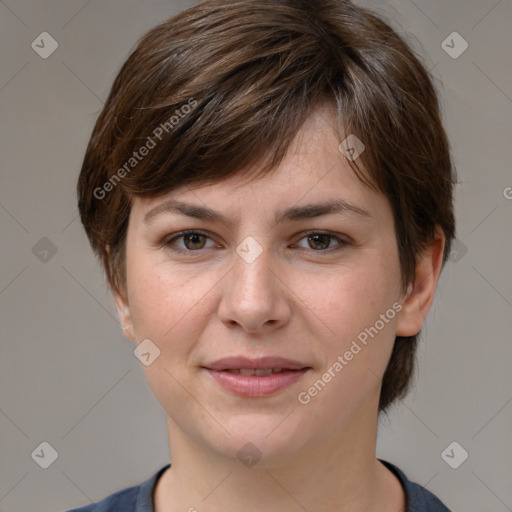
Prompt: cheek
<box><xmin>307</xmin><ymin>249</ymin><xmax>402</xmax><ymax>395</ymax></box>
<box><xmin>127</xmin><ymin>258</ymin><xmax>210</xmax><ymax>341</ymax></box>
<box><xmin>312</xmin><ymin>260</ymin><xmax>400</xmax><ymax>343</ymax></box>
<box><xmin>125</xmin><ymin>261</ymin><xmax>211</xmax><ymax>413</ymax></box>
<box><xmin>297</xmin><ymin>277</ymin><xmax>400</xmax><ymax>431</ymax></box>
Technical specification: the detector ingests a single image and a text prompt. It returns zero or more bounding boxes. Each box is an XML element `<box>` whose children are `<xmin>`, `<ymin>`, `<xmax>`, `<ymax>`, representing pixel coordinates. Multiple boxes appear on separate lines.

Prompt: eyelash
<box><xmin>162</xmin><ymin>230</ymin><xmax>349</xmax><ymax>255</ymax></box>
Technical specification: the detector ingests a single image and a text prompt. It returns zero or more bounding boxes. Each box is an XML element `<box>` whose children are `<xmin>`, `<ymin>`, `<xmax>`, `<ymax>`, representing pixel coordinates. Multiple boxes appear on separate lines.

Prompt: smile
<box><xmin>204</xmin><ymin>367</ymin><xmax>310</xmax><ymax>397</ymax></box>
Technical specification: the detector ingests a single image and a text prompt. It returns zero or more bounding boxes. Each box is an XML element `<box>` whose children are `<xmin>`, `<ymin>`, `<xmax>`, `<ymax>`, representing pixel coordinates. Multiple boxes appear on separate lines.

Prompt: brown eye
<box><xmin>307</xmin><ymin>233</ymin><xmax>332</xmax><ymax>250</ymax></box>
<box><xmin>165</xmin><ymin>230</ymin><xmax>215</xmax><ymax>252</ymax></box>
<box><xmin>182</xmin><ymin>232</ymin><xmax>207</xmax><ymax>250</ymax></box>
<box><xmin>164</xmin><ymin>230</ymin><xmax>348</xmax><ymax>256</ymax></box>
<box><xmin>296</xmin><ymin>231</ymin><xmax>348</xmax><ymax>252</ymax></box>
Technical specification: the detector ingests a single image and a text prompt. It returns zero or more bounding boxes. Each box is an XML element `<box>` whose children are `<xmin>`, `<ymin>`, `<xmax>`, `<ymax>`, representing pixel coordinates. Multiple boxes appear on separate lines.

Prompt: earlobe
<box><xmin>396</xmin><ymin>231</ymin><xmax>446</xmax><ymax>337</ymax></box>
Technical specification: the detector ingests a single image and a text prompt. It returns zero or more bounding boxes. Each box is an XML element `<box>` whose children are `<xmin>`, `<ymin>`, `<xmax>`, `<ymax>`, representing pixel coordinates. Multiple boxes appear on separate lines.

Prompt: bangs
<box><xmin>105</xmin><ymin>11</ymin><xmax>354</xmax><ymax>199</ymax></box>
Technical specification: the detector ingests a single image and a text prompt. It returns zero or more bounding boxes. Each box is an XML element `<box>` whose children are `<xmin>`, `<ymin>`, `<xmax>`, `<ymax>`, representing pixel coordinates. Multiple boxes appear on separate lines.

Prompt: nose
<box><xmin>217</xmin><ymin>242</ymin><xmax>291</xmax><ymax>334</ymax></box>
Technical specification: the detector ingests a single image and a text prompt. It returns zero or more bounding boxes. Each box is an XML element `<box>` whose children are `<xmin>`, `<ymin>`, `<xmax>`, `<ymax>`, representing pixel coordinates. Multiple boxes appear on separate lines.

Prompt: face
<box><xmin>114</xmin><ymin>106</ymin><xmax>416</xmax><ymax>467</ymax></box>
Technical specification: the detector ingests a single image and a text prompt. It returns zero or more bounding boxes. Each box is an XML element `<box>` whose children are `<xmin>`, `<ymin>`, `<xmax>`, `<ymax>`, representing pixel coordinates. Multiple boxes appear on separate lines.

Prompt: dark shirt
<box><xmin>67</xmin><ymin>459</ymin><xmax>452</xmax><ymax>511</ymax></box>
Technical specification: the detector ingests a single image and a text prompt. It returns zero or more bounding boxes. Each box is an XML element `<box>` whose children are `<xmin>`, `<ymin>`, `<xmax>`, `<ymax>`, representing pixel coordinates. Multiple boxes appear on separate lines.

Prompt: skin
<box><xmin>113</xmin><ymin>105</ymin><xmax>445</xmax><ymax>512</ymax></box>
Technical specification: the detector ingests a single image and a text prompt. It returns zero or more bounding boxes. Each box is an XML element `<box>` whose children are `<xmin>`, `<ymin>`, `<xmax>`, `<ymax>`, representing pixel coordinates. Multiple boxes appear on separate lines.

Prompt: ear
<box><xmin>113</xmin><ymin>285</ymin><xmax>136</xmax><ymax>341</ymax></box>
<box><xmin>106</xmin><ymin>244</ymin><xmax>135</xmax><ymax>341</ymax></box>
<box><xmin>396</xmin><ymin>229</ymin><xmax>446</xmax><ymax>337</ymax></box>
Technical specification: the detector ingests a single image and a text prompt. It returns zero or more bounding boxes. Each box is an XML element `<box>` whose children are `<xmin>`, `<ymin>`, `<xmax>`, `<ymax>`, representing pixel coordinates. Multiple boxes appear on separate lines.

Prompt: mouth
<box><xmin>202</xmin><ymin>356</ymin><xmax>312</xmax><ymax>397</ymax></box>
<box><xmin>203</xmin><ymin>355</ymin><xmax>310</xmax><ymax>371</ymax></box>
<box><xmin>221</xmin><ymin>367</ymin><xmax>292</xmax><ymax>375</ymax></box>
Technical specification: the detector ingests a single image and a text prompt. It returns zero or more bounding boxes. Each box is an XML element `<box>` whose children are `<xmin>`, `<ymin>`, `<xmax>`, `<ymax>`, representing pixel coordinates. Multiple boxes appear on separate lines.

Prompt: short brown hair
<box><xmin>77</xmin><ymin>0</ymin><xmax>456</xmax><ymax>412</ymax></box>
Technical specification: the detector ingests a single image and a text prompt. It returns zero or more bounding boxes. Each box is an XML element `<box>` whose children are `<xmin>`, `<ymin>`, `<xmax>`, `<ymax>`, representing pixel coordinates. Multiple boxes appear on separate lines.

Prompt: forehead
<box><xmin>131</xmin><ymin>107</ymin><xmax>389</xmax><ymax>225</ymax></box>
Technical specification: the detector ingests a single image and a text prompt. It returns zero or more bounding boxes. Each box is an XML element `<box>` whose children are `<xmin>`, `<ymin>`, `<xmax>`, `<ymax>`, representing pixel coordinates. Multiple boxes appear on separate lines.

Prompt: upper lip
<box><xmin>203</xmin><ymin>356</ymin><xmax>310</xmax><ymax>371</ymax></box>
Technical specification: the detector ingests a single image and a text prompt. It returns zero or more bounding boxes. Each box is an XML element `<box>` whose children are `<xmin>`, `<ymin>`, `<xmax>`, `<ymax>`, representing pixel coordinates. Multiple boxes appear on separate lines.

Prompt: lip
<box><xmin>204</xmin><ymin>356</ymin><xmax>310</xmax><ymax>371</ymax></box>
<box><xmin>202</xmin><ymin>356</ymin><xmax>311</xmax><ymax>398</ymax></box>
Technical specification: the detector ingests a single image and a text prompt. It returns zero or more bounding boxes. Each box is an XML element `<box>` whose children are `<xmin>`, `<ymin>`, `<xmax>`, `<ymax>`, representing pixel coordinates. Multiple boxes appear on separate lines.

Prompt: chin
<box><xmin>205</xmin><ymin>416</ymin><xmax>310</xmax><ymax>469</ymax></box>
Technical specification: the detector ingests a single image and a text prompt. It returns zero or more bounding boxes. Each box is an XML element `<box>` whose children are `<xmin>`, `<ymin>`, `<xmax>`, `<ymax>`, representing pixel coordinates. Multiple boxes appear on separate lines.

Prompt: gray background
<box><xmin>0</xmin><ymin>0</ymin><xmax>511</xmax><ymax>510</ymax></box>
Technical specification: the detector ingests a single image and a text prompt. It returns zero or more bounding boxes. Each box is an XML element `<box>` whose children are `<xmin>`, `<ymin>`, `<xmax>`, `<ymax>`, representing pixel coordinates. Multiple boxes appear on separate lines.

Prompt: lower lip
<box><xmin>204</xmin><ymin>369</ymin><xmax>310</xmax><ymax>397</ymax></box>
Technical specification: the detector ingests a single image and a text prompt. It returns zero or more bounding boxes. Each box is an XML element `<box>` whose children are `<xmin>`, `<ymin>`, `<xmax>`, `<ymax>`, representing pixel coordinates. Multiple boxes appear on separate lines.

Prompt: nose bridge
<box><xmin>232</xmin><ymin>236</ymin><xmax>276</xmax><ymax>302</ymax></box>
<box><xmin>218</xmin><ymin>235</ymin><xmax>288</xmax><ymax>331</ymax></box>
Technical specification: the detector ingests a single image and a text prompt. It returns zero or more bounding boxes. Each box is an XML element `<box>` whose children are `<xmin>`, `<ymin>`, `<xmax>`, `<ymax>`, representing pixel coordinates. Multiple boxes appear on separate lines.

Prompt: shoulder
<box><xmin>66</xmin><ymin>485</ymin><xmax>138</xmax><ymax>512</ymax></box>
<box><xmin>66</xmin><ymin>464</ymin><xmax>170</xmax><ymax>512</ymax></box>
<box><xmin>379</xmin><ymin>459</ymin><xmax>452</xmax><ymax>512</ymax></box>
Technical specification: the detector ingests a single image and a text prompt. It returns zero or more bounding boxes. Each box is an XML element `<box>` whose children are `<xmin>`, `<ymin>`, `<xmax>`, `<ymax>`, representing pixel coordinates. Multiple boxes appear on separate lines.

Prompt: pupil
<box><xmin>187</xmin><ymin>233</ymin><xmax>204</xmax><ymax>249</ymax></box>
<box><xmin>310</xmin><ymin>234</ymin><xmax>329</xmax><ymax>250</ymax></box>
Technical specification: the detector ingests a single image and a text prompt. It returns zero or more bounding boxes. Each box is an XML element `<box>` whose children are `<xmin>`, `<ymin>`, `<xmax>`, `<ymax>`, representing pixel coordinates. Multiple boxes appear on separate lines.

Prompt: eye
<box><xmin>164</xmin><ymin>229</ymin><xmax>348</xmax><ymax>254</ymax></box>
<box><xmin>165</xmin><ymin>230</ymin><xmax>216</xmax><ymax>252</ymax></box>
<box><xmin>294</xmin><ymin>231</ymin><xmax>348</xmax><ymax>252</ymax></box>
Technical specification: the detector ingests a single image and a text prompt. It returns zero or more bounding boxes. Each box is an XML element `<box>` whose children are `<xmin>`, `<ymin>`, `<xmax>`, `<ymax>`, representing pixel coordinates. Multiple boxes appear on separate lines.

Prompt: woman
<box><xmin>71</xmin><ymin>0</ymin><xmax>455</xmax><ymax>510</ymax></box>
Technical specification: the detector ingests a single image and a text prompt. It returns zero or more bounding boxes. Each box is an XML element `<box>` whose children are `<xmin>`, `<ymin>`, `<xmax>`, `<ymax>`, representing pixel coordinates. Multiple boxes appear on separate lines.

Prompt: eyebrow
<box><xmin>143</xmin><ymin>198</ymin><xmax>372</xmax><ymax>227</ymax></box>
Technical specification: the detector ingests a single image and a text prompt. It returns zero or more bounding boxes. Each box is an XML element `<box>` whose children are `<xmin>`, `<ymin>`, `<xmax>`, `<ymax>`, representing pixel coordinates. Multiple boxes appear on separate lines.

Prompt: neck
<box><xmin>154</xmin><ymin>399</ymin><xmax>405</xmax><ymax>512</ymax></box>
